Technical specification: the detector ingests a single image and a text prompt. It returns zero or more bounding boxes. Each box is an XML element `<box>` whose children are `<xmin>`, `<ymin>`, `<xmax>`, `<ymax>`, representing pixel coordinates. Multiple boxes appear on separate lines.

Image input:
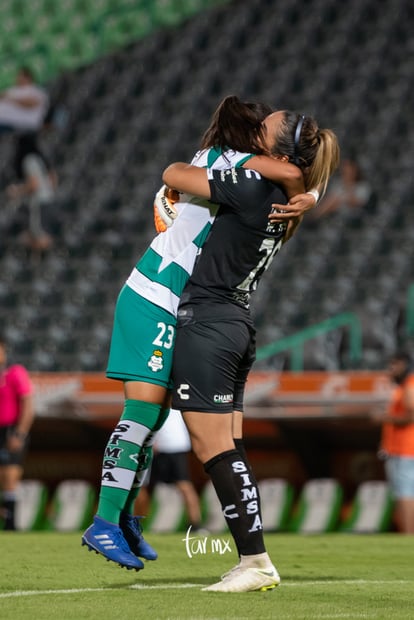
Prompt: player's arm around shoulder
<box><xmin>163</xmin><ymin>162</ymin><xmax>211</xmax><ymax>199</ymax></box>
<box><xmin>243</xmin><ymin>155</ymin><xmax>302</xmax><ymax>189</ymax></box>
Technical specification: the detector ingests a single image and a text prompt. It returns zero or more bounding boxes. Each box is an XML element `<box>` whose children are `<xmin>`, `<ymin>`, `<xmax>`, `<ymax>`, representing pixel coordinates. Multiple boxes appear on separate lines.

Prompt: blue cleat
<box><xmin>82</xmin><ymin>515</ymin><xmax>144</xmax><ymax>570</ymax></box>
<box><xmin>120</xmin><ymin>512</ymin><xmax>158</xmax><ymax>561</ymax></box>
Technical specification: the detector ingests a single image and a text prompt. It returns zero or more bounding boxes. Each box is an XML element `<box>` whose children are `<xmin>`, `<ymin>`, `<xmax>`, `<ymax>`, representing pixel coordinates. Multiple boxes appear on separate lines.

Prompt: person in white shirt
<box><xmin>0</xmin><ymin>67</ymin><xmax>49</xmax><ymax>134</ymax></box>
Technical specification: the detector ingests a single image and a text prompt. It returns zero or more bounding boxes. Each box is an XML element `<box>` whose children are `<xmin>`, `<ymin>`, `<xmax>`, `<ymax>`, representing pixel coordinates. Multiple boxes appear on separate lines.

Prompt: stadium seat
<box><xmin>48</xmin><ymin>479</ymin><xmax>96</xmax><ymax>531</ymax></box>
<box><xmin>258</xmin><ymin>478</ymin><xmax>294</xmax><ymax>532</ymax></box>
<box><xmin>148</xmin><ymin>482</ymin><xmax>187</xmax><ymax>533</ymax></box>
<box><xmin>340</xmin><ymin>481</ymin><xmax>394</xmax><ymax>533</ymax></box>
<box><xmin>1</xmin><ymin>0</ymin><xmax>414</xmax><ymax>372</ymax></box>
<box><xmin>15</xmin><ymin>479</ymin><xmax>49</xmax><ymax>531</ymax></box>
<box><xmin>200</xmin><ymin>480</ymin><xmax>227</xmax><ymax>533</ymax></box>
<box><xmin>290</xmin><ymin>478</ymin><xmax>344</xmax><ymax>534</ymax></box>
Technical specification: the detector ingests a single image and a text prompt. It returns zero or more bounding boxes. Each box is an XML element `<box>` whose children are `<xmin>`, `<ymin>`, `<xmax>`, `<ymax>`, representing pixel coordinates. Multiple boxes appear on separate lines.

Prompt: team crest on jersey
<box><xmin>148</xmin><ymin>349</ymin><xmax>164</xmax><ymax>372</ymax></box>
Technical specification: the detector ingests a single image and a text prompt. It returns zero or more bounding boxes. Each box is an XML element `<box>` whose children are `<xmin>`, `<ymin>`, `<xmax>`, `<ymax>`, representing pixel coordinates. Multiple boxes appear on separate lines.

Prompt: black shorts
<box><xmin>0</xmin><ymin>426</ymin><xmax>28</xmax><ymax>466</ymax></box>
<box><xmin>171</xmin><ymin>318</ymin><xmax>256</xmax><ymax>413</ymax></box>
<box><xmin>151</xmin><ymin>452</ymin><xmax>190</xmax><ymax>484</ymax></box>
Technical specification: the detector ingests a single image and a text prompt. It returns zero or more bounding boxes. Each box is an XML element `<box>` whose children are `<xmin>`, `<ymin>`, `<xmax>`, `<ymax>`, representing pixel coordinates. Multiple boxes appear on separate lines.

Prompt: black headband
<box><xmin>293</xmin><ymin>115</ymin><xmax>305</xmax><ymax>165</ymax></box>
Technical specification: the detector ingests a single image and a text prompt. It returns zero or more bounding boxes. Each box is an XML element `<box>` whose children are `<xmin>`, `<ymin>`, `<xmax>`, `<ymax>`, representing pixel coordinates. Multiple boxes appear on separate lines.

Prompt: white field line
<box><xmin>0</xmin><ymin>579</ymin><xmax>411</xmax><ymax>599</ymax></box>
<box><xmin>0</xmin><ymin>584</ymin><xmax>199</xmax><ymax>598</ymax></box>
<box><xmin>310</xmin><ymin>616</ymin><xmax>372</xmax><ymax>619</ymax></box>
<box><xmin>282</xmin><ymin>579</ymin><xmax>410</xmax><ymax>586</ymax></box>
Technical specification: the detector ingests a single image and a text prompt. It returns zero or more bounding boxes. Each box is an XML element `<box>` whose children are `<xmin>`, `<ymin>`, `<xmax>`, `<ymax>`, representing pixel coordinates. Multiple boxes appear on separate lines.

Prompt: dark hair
<box><xmin>200</xmin><ymin>95</ymin><xmax>273</xmax><ymax>154</ymax></box>
<box><xmin>18</xmin><ymin>66</ymin><xmax>35</xmax><ymax>82</ymax></box>
<box><xmin>341</xmin><ymin>157</ymin><xmax>364</xmax><ymax>182</ymax></box>
<box><xmin>269</xmin><ymin>111</ymin><xmax>340</xmax><ymax>194</ymax></box>
<box><xmin>390</xmin><ymin>349</ymin><xmax>412</xmax><ymax>384</ymax></box>
<box><xmin>391</xmin><ymin>350</ymin><xmax>412</xmax><ymax>364</ymax></box>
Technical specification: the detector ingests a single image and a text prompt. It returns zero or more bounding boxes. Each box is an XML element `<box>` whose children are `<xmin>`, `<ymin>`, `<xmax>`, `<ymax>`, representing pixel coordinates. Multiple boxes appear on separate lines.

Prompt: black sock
<box><xmin>234</xmin><ymin>438</ymin><xmax>262</xmax><ymax>517</ymax></box>
<box><xmin>2</xmin><ymin>498</ymin><xmax>16</xmax><ymax>531</ymax></box>
<box><xmin>233</xmin><ymin>438</ymin><xmax>248</xmax><ymax>462</ymax></box>
<box><xmin>204</xmin><ymin>449</ymin><xmax>265</xmax><ymax>556</ymax></box>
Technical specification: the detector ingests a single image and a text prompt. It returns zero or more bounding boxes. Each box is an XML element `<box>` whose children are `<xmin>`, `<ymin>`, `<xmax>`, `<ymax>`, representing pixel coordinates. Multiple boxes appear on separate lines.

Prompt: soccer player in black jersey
<box><xmin>163</xmin><ymin>110</ymin><xmax>339</xmax><ymax>592</ymax></box>
<box><xmin>81</xmin><ymin>96</ymin><xmax>317</xmax><ymax>572</ymax></box>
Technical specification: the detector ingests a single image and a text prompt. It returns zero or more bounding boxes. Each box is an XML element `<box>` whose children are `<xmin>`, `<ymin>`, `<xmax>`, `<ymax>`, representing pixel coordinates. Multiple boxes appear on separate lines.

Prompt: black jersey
<box><xmin>178</xmin><ymin>167</ymin><xmax>288</xmax><ymax>317</ymax></box>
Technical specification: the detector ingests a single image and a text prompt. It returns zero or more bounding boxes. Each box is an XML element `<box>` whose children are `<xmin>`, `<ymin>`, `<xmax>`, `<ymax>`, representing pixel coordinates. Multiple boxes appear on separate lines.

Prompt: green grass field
<box><xmin>1</xmin><ymin>531</ymin><xmax>413</xmax><ymax>620</ymax></box>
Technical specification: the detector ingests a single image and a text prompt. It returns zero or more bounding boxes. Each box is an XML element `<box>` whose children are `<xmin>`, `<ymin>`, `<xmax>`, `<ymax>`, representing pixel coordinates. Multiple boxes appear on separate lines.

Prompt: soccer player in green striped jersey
<box><xmin>82</xmin><ymin>96</ymin><xmax>316</xmax><ymax>570</ymax></box>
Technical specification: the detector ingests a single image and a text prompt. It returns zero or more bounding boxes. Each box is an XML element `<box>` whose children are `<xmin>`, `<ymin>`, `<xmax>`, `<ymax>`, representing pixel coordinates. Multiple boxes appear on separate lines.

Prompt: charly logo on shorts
<box><xmin>213</xmin><ymin>393</ymin><xmax>233</xmax><ymax>404</ymax></box>
<box><xmin>148</xmin><ymin>350</ymin><xmax>164</xmax><ymax>372</ymax></box>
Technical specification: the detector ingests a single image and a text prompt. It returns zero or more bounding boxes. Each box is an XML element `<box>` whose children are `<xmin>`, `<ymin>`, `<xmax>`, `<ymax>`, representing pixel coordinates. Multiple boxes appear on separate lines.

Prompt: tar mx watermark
<box><xmin>182</xmin><ymin>526</ymin><xmax>232</xmax><ymax>559</ymax></box>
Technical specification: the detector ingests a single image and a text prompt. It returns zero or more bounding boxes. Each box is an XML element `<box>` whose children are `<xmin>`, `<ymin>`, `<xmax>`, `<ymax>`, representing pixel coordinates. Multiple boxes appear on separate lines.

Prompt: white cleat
<box><xmin>220</xmin><ymin>562</ymin><xmax>242</xmax><ymax>580</ymax></box>
<box><xmin>202</xmin><ymin>565</ymin><xmax>280</xmax><ymax>593</ymax></box>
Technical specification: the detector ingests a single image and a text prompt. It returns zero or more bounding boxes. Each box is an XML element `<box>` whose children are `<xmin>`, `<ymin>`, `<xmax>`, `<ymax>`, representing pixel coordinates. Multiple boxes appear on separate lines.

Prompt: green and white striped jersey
<box><xmin>125</xmin><ymin>147</ymin><xmax>252</xmax><ymax>316</ymax></box>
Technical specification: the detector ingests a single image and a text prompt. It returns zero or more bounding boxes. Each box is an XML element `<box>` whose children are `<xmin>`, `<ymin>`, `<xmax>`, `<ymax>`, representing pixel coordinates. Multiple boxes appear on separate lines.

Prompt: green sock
<box><xmin>97</xmin><ymin>399</ymin><xmax>162</xmax><ymax>524</ymax></box>
<box><xmin>123</xmin><ymin>446</ymin><xmax>153</xmax><ymax>514</ymax></box>
<box><xmin>154</xmin><ymin>407</ymin><xmax>171</xmax><ymax>432</ymax></box>
<box><xmin>123</xmin><ymin>408</ymin><xmax>171</xmax><ymax>515</ymax></box>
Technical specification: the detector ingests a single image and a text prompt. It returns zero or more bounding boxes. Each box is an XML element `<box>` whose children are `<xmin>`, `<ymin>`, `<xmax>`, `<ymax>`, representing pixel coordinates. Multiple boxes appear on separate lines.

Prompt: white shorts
<box><xmin>385</xmin><ymin>456</ymin><xmax>414</xmax><ymax>498</ymax></box>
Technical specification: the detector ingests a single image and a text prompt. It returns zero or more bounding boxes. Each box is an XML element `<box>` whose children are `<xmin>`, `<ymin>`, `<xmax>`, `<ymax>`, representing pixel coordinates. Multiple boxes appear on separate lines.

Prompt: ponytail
<box><xmin>306</xmin><ymin>129</ymin><xmax>340</xmax><ymax>195</ymax></box>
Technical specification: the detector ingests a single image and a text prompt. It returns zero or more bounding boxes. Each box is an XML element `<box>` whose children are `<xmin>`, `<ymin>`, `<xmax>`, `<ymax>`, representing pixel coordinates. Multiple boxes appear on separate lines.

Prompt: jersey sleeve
<box><xmin>10</xmin><ymin>365</ymin><xmax>33</xmax><ymax>397</ymax></box>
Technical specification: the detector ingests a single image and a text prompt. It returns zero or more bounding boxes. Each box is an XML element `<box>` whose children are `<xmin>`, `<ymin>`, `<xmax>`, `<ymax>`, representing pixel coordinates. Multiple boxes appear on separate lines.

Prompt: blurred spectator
<box><xmin>379</xmin><ymin>350</ymin><xmax>414</xmax><ymax>534</ymax></box>
<box><xmin>311</xmin><ymin>156</ymin><xmax>377</xmax><ymax>222</ymax></box>
<box><xmin>0</xmin><ymin>67</ymin><xmax>49</xmax><ymax>134</ymax></box>
<box><xmin>6</xmin><ymin>132</ymin><xmax>58</xmax><ymax>259</ymax></box>
<box><xmin>150</xmin><ymin>408</ymin><xmax>202</xmax><ymax>530</ymax></box>
<box><xmin>0</xmin><ymin>335</ymin><xmax>34</xmax><ymax>531</ymax></box>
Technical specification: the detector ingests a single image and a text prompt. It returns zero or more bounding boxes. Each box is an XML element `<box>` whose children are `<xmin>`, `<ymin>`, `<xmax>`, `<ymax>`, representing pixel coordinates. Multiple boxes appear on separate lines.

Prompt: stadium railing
<box><xmin>255</xmin><ymin>311</ymin><xmax>362</xmax><ymax>371</ymax></box>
